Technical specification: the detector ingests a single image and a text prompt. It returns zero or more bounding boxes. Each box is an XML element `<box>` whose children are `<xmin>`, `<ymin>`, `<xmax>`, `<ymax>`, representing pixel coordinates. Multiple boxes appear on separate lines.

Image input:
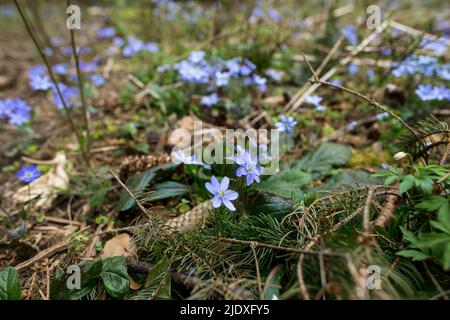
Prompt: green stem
<box><xmin>67</xmin><ymin>0</ymin><xmax>92</xmax><ymax>162</ymax></box>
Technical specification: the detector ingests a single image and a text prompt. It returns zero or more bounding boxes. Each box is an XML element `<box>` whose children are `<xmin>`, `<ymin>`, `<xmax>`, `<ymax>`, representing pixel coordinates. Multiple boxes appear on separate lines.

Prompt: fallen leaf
<box><xmin>101</xmin><ymin>233</ymin><xmax>136</xmax><ymax>259</ymax></box>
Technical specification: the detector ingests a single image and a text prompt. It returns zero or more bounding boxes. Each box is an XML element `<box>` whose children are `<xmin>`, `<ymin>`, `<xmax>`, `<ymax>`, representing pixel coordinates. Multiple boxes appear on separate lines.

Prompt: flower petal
<box><xmin>220</xmin><ymin>176</ymin><xmax>230</xmax><ymax>190</ymax></box>
<box><xmin>224</xmin><ymin>190</ymin><xmax>238</xmax><ymax>201</ymax></box>
<box><xmin>205</xmin><ymin>182</ymin><xmax>216</xmax><ymax>194</ymax></box>
<box><xmin>211</xmin><ymin>196</ymin><xmax>222</xmax><ymax>208</ymax></box>
<box><xmin>222</xmin><ymin>199</ymin><xmax>236</xmax><ymax>211</ymax></box>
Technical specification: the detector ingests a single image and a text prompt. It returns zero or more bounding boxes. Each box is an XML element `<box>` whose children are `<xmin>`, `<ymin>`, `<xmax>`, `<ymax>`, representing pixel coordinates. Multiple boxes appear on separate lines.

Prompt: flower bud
<box><xmin>393</xmin><ymin>152</ymin><xmax>407</xmax><ymax>160</ymax></box>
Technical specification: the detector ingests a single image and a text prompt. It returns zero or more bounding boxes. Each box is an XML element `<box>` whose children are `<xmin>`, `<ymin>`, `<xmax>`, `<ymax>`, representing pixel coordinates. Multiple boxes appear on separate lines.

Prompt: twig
<box><xmin>13</xmin><ymin>0</ymin><xmax>90</xmax><ymax>167</ymax></box>
<box><xmin>250</xmin><ymin>242</ymin><xmax>263</xmax><ymax>299</ymax></box>
<box><xmin>109</xmin><ymin>169</ymin><xmax>149</xmax><ymax>216</ymax></box>
<box><xmin>423</xmin><ymin>261</ymin><xmax>448</xmax><ymax>300</ymax></box>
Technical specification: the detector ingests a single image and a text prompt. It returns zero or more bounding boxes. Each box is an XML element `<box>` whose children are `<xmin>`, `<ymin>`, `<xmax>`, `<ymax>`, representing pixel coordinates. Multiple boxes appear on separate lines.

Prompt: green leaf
<box><xmin>397</xmin><ymin>250</ymin><xmax>429</xmax><ymax>261</ymax></box>
<box><xmin>0</xmin><ymin>267</ymin><xmax>21</xmax><ymax>300</ymax></box>
<box><xmin>400</xmin><ymin>226</ymin><xmax>419</xmax><ymax>245</ymax></box>
<box><xmin>247</xmin><ymin>193</ymin><xmax>295</xmax><ymax>218</ymax></box>
<box><xmin>142</xmin><ymin>256</ymin><xmax>171</xmax><ymax>300</ymax></box>
<box><xmin>443</xmin><ymin>243</ymin><xmax>450</xmax><ymax>271</ymax></box>
<box><xmin>414</xmin><ymin>176</ymin><xmax>433</xmax><ymax>195</ymax></box>
<box><xmin>252</xmin><ymin>170</ymin><xmax>312</xmax><ymax>198</ymax></box>
<box><xmin>417</xmin><ymin>196</ymin><xmax>447</xmax><ymax>211</ymax></box>
<box><xmin>101</xmin><ymin>257</ymin><xmax>129</xmax><ymax>299</ymax></box>
<box><xmin>292</xmin><ymin>142</ymin><xmax>352</xmax><ymax>174</ymax></box>
<box><xmin>117</xmin><ymin>163</ymin><xmax>177</xmax><ymax>211</ymax></box>
<box><xmin>399</xmin><ymin>175</ymin><xmax>415</xmax><ymax>195</ymax></box>
<box><xmin>142</xmin><ymin>181</ymin><xmax>189</xmax><ymax>202</ymax></box>
<box><xmin>50</xmin><ymin>260</ymin><xmax>103</xmax><ymax>300</ymax></box>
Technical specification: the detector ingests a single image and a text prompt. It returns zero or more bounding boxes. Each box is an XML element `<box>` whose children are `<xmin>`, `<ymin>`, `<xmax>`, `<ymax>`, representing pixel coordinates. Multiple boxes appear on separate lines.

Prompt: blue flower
<box><xmin>205</xmin><ymin>176</ymin><xmax>238</xmax><ymax>211</ymax></box>
<box><xmin>304</xmin><ymin>95</ymin><xmax>327</xmax><ymax>110</ymax></box>
<box><xmin>266</xmin><ymin>69</ymin><xmax>283</xmax><ymax>81</ymax></box>
<box><xmin>215</xmin><ymin>71</ymin><xmax>230</xmax><ymax>87</ymax></box>
<box><xmin>90</xmin><ymin>74</ymin><xmax>105</xmax><ymax>87</ymax></box>
<box><xmin>53</xmin><ymin>63</ymin><xmax>68</xmax><ymax>75</ymax></box>
<box><xmin>252</xmin><ymin>75</ymin><xmax>267</xmax><ymax>92</ymax></box>
<box><xmin>415</xmin><ymin>84</ymin><xmax>450</xmax><ymax>101</ymax></box>
<box><xmin>347</xmin><ymin>63</ymin><xmax>359</xmax><ymax>75</ymax></box>
<box><xmin>274</xmin><ymin>115</ymin><xmax>297</xmax><ymax>134</ymax></box>
<box><xmin>342</xmin><ymin>25</ymin><xmax>357</xmax><ymax>46</ymax></box>
<box><xmin>268</xmin><ymin>8</ymin><xmax>281</xmax><ymax>24</ymax></box>
<box><xmin>145</xmin><ymin>42</ymin><xmax>159</xmax><ymax>53</ymax></box>
<box><xmin>188</xmin><ymin>51</ymin><xmax>206</xmax><ymax>63</ymax></box>
<box><xmin>113</xmin><ymin>37</ymin><xmax>125</xmax><ymax>47</ymax></box>
<box><xmin>122</xmin><ymin>36</ymin><xmax>145</xmax><ymax>57</ymax></box>
<box><xmin>201</xmin><ymin>93</ymin><xmax>219</xmax><ymax>107</ymax></box>
<box><xmin>421</xmin><ymin>38</ymin><xmax>447</xmax><ymax>55</ymax></box>
<box><xmin>375</xmin><ymin>112</ymin><xmax>389</xmax><ymax>121</ymax></box>
<box><xmin>234</xmin><ymin>150</ymin><xmax>263</xmax><ymax>186</ymax></box>
<box><xmin>96</xmin><ymin>27</ymin><xmax>116</xmax><ymax>39</ymax></box>
<box><xmin>17</xmin><ymin>164</ymin><xmax>41</xmax><ymax>183</ymax></box>
<box><xmin>0</xmin><ymin>98</ymin><xmax>31</xmax><ymax>126</ymax></box>
<box><xmin>52</xmin><ymin>83</ymin><xmax>81</xmax><ymax>109</ymax></box>
<box><xmin>29</xmin><ymin>74</ymin><xmax>52</xmax><ymax>91</ymax></box>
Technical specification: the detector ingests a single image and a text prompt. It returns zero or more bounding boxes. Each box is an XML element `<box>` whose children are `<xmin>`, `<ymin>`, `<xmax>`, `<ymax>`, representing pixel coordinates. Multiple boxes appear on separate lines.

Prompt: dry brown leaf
<box><xmin>101</xmin><ymin>233</ymin><xmax>136</xmax><ymax>258</ymax></box>
<box><xmin>13</xmin><ymin>153</ymin><xmax>70</xmax><ymax>209</ymax></box>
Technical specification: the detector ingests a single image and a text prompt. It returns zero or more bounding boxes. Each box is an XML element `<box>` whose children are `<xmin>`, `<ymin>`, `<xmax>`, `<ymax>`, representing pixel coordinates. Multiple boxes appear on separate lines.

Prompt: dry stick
<box><xmin>441</xmin><ymin>142</ymin><xmax>450</xmax><ymax>165</ymax></box>
<box><xmin>374</xmin><ymin>182</ymin><xmax>400</xmax><ymax>228</ymax></box>
<box><xmin>13</xmin><ymin>0</ymin><xmax>90</xmax><ymax>167</ymax></box>
<box><xmin>250</xmin><ymin>243</ymin><xmax>264</xmax><ymax>300</ymax></box>
<box><xmin>285</xmin><ymin>20</ymin><xmax>389</xmax><ymax>113</ymax></box>
<box><xmin>389</xmin><ymin>20</ymin><xmax>450</xmax><ymax>45</ymax></box>
<box><xmin>212</xmin><ymin>236</ymin><xmax>347</xmax><ymax>257</ymax></box>
<box><xmin>68</xmin><ymin>0</ymin><xmax>91</xmax><ymax>165</ymax></box>
<box><xmin>109</xmin><ymin>169</ymin><xmax>149</xmax><ymax>216</ymax></box>
<box><xmin>362</xmin><ymin>188</ymin><xmax>375</xmax><ymax>237</ymax></box>
<box><xmin>310</xmin><ymin>78</ymin><xmax>419</xmax><ymax>140</ymax></box>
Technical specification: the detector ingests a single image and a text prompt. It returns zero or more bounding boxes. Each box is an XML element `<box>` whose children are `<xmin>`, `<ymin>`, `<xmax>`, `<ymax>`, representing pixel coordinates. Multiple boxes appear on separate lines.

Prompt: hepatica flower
<box><xmin>415</xmin><ymin>84</ymin><xmax>450</xmax><ymax>101</ymax></box>
<box><xmin>90</xmin><ymin>74</ymin><xmax>106</xmax><ymax>87</ymax></box>
<box><xmin>17</xmin><ymin>164</ymin><xmax>41</xmax><ymax>183</ymax></box>
<box><xmin>215</xmin><ymin>71</ymin><xmax>230</xmax><ymax>87</ymax></box>
<box><xmin>200</xmin><ymin>93</ymin><xmax>219</xmax><ymax>107</ymax></box>
<box><xmin>234</xmin><ymin>150</ymin><xmax>263</xmax><ymax>186</ymax></box>
<box><xmin>347</xmin><ymin>63</ymin><xmax>359</xmax><ymax>75</ymax></box>
<box><xmin>96</xmin><ymin>27</ymin><xmax>116</xmax><ymax>39</ymax></box>
<box><xmin>268</xmin><ymin>8</ymin><xmax>281</xmax><ymax>24</ymax></box>
<box><xmin>28</xmin><ymin>65</ymin><xmax>52</xmax><ymax>91</ymax></box>
<box><xmin>52</xmin><ymin>83</ymin><xmax>81</xmax><ymax>109</ymax></box>
<box><xmin>206</xmin><ymin>176</ymin><xmax>238</xmax><ymax>211</ymax></box>
<box><xmin>274</xmin><ymin>115</ymin><xmax>297</xmax><ymax>134</ymax></box>
<box><xmin>342</xmin><ymin>24</ymin><xmax>358</xmax><ymax>46</ymax></box>
<box><xmin>0</xmin><ymin>98</ymin><xmax>31</xmax><ymax>126</ymax></box>
<box><xmin>304</xmin><ymin>95</ymin><xmax>326</xmax><ymax>110</ymax></box>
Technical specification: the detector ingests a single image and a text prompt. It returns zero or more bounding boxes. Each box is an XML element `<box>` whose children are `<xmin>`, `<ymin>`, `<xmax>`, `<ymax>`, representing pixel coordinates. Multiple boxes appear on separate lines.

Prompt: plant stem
<box><xmin>67</xmin><ymin>0</ymin><xmax>92</xmax><ymax>160</ymax></box>
<box><xmin>13</xmin><ymin>0</ymin><xmax>91</xmax><ymax>167</ymax></box>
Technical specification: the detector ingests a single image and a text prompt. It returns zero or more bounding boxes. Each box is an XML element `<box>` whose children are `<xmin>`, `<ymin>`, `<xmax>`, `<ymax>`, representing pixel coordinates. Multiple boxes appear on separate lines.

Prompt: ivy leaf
<box><xmin>0</xmin><ymin>267</ymin><xmax>21</xmax><ymax>300</ymax></box>
<box><xmin>397</xmin><ymin>250</ymin><xmax>429</xmax><ymax>261</ymax></box>
<box><xmin>399</xmin><ymin>175</ymin><xmax>415</xmax><ymax>195</ymax></box>
<box><xmin>101</xmin><ymin>257</ymin><xmax>129</xmax><ymax>299</ymax></box>
<box><xmin>252</xmin><ymin>170</ymin><xmax>312</xmax><ymax>199</ymax></box>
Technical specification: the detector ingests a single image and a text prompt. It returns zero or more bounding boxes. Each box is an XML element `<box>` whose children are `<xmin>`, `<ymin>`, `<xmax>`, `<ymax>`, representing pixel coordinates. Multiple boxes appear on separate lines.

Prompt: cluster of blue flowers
<box><xmin>249</xmin><ymin>6</ymin><xmax>282</xmax><ymax>24</ymax></box>
<box><xmin>204</xmin><ymin>141</ymin><xmax>271</xmax><ymax>211</ymax></box>
<box><xmin>159</xmin><ymin>51</ymin><xmax>269</xmax><ymax>107</ymax></box>
<box><xmin>391</xmin><ymin>55</ymin><xmax>449</xmax><ymax>79</ymax></box>
<box><xmin>415</xmin><ymin>84</ymin><xmax>450</xmax><ymax>101</ymax></box>
<box><xmin>0</xmin><ymin>98</ymin><xmax>31</xmax><ymax>126</ymax></box>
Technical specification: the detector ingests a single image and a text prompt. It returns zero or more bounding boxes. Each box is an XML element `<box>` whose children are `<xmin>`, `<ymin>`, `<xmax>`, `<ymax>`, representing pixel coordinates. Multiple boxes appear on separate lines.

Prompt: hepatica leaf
<box><xmin>0</xmin><ymin>267</ymin><xmax>21</xmax><ymax>300</ymax></box>
<box><xmin>101</xmin><ymin>256</ymin><xmax>129</xmax><ymax>299</ymax></box>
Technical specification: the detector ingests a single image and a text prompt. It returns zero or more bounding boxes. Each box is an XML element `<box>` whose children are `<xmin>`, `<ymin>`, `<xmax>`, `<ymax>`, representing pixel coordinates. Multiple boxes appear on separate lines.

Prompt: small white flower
<box><xmin>393</xmin><ymin>152</ymin><xmax>407</xmax><ymax>160</ymax></box>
